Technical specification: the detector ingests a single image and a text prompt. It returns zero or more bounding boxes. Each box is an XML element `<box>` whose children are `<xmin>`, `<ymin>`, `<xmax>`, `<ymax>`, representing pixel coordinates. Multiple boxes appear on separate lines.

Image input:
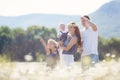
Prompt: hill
<box><xmin>0</xmin><ymin>0</ymin><xmax>120</xmax><ymax>38</ymax></box>
<box><xmin>90</xmin><ymin>0</ymin><xmax>120</xmax><ymax>37</ymax></box>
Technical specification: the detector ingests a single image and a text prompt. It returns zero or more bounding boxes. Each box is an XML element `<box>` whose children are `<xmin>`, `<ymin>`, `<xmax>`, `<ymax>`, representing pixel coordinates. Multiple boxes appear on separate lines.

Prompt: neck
<box><xmin>85</xmin><ymin>26</ymin><xmax>89</xmax><ymax>30</ymax></box>
<box><xmin>51</xmin><ymin>48</ymin><xmax>55</xmax><ymax>53</ymax></box>
<box><xmin>61</xmin><ymin>29</ymin><xmax>65</xmax><ymax>31</ymax></box>
<box><xmin>71</xmin><ymin>32</ymin><xmax>75</xmax><ymax>36</ymax></box>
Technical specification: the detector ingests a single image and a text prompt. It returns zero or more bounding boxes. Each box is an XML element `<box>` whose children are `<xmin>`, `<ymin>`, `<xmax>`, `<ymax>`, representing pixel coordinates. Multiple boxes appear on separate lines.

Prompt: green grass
<box><xmin>0</xmin><ymin>54</ymin><xmax>11</xmax><ymax>62</ymax></box>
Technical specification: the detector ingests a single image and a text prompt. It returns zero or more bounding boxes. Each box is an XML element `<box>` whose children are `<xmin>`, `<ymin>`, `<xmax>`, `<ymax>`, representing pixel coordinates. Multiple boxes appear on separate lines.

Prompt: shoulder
<box><xmin>89</xmin><ymin>26</ymin><xmax>98</xmax><ymax>33</ymax></box>
<box><xmin>71</xmin><ymin>35</ymin><xmax>77</xmax><ymax>41</ymax></box>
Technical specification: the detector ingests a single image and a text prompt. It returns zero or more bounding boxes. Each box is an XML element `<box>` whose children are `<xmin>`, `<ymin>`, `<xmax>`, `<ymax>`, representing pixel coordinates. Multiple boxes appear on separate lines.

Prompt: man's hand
<box><xmin>81</xmin><ymin>16</ymin><xmax>97</xmax><ymax>31</ymax></box>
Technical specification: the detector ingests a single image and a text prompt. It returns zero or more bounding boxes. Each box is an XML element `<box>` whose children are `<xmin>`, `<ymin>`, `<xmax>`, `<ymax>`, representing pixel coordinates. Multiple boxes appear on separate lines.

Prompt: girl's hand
<box><xmin>40</xmin><ymin>37</ymin><xmax>44</xmax><ymax>43</ymax></box>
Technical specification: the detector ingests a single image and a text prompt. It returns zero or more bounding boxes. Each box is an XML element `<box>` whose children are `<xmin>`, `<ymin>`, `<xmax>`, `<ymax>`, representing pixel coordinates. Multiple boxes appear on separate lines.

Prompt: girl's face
<box><xmin>47</xmin><ymin>41</ymin><xmax>56</xmax><ymax>49</ymax></box>
<box><xmin>68</xmin><ymin>25</ymin><xmax>75</xmax><ymax>34</ymax></box>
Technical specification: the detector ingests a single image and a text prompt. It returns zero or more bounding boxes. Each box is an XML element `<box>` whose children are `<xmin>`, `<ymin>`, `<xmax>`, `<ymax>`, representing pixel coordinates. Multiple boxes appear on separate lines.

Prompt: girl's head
<box><xmin>47</xmin><ymin>39</ymin><xmax>58</xmax><ymax>49</ymax></box>
<box><xmin>68</xmin><ymin>23</ymin><xmax>81</xmax><ymax>47</ymax></box>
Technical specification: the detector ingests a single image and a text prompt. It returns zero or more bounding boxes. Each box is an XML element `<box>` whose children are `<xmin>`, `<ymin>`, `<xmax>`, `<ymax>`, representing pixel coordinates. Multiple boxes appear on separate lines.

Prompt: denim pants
<box><xmin>81</xmin><ymin>54</ymin><xmax>99</xmax><ymax>69</ymax></box>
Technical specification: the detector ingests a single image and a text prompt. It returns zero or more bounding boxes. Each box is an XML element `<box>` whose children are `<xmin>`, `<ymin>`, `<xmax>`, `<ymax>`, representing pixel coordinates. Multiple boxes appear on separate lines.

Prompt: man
<box><xmin>80</xmin><ymin>15</ymin><xmax>99</xmax><ymax>68</ymax></box>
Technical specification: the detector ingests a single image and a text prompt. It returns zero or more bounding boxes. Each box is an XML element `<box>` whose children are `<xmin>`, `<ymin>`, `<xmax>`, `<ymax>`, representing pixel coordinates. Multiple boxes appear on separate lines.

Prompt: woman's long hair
<box><xmin>70</xmin><ymin>23</ymin><xmax>81</xmax><ymax>47</ymax></box>
<box><xmin>74</xmin><ymin>26</ymin><xmax>81</xmax><ymax>47</ymax></box>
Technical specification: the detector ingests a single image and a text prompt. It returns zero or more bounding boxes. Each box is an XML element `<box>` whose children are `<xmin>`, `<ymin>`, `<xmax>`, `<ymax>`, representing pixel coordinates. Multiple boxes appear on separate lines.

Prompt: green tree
<box><xmin>0</xmin><ymin>26</ymin><xmax>12</xmax><ymax>54</ymax></box>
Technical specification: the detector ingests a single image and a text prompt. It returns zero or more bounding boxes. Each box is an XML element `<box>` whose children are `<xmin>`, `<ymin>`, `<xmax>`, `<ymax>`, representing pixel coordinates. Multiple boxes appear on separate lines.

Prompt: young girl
<box><xmin>40</xmin><ymin>37</ymin><xmax>59</xmax><ymax>68</ymax></box>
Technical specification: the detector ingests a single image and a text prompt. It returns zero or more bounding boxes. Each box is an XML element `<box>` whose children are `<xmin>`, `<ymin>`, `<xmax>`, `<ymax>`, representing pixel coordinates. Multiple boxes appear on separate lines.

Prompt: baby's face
<box><xmin>60</xmin><ymin>24</ymin><xmax>65</xmax><ymax>31</ymax></box>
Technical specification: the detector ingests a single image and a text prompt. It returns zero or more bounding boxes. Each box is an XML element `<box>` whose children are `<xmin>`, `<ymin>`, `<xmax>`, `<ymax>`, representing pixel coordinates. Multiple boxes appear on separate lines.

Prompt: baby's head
<box><xmin>47</xmin><ymin>39</ymin><xmax>58</xmax><ymax>49</ymax></box>
<box><xmin>59</xmin><ymin>24</ymin><xmax>65</xmax><ymax>31</ymax></box>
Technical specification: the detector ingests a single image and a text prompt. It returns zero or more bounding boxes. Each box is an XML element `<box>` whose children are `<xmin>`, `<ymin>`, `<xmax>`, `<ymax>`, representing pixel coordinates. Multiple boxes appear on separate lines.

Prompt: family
<box><xmin>40</xmin><ymin>15</ymin><xmax>99</xmax><ymax>69</ymax></box>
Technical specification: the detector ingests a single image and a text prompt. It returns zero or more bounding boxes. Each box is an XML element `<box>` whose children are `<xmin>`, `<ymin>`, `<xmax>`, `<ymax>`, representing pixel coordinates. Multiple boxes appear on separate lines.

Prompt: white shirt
<box><xmin>57</xmin><ymin>30</ymin><xmax>67</xmax><ymax>38</ymax></box>
<box><xmin>81</xmin><ymin>27</ymin><xmax>98</xmax><ymax>56</ymax></box>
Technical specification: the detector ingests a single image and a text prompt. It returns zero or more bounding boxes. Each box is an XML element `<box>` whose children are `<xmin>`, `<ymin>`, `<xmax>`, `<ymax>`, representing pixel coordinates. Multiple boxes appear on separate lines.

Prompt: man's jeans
<box><xmin>81</xmin><ymin>54</ymin><xmax>99</xmax><ymax>69</ymax></box>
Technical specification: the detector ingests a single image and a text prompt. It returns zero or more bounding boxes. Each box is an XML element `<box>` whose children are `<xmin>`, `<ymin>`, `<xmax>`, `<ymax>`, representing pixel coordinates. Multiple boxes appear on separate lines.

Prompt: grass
<box><xmin>0</xmin><ymin>59</ymin><xmax>120</xmax><ymax>80</ymax></box>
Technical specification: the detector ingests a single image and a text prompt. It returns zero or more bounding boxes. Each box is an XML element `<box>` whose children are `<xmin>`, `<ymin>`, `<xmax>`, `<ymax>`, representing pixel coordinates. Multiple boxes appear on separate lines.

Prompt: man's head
<box><xmin>81</xmin><ymin>15</ymin><xmax>90</xmax><ymax>28</ymax></box>
<box><xmin>83</xmin><ymin>15</ymin><xmax>90</xmax><ymax>20</ymax></box>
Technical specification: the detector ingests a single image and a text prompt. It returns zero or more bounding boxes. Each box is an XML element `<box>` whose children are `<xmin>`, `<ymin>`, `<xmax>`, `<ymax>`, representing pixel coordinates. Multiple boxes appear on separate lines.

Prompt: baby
<box><xmin>57</xmin><ymin>24</ymin><xmax>68</xmax><ymax>46</ymax></box>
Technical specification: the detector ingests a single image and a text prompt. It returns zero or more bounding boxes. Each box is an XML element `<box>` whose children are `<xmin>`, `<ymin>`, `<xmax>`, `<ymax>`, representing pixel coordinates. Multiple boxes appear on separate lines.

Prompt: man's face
<box><xmin>81</xmin><ymin>17</ymin><xmax>89</xmax><ymax>28</ymax></box>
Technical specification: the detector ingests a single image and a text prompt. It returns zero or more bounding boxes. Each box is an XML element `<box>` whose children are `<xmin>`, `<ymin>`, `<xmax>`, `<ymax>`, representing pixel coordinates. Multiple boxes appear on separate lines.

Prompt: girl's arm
<box><xmin>62</xmin><ymin>37</ymin><xmax>77</xmax><ymax>51</ymax></box>
<box><xmin>40</xmin><ymin>37</ymin><xmax>49</xmax><ymax>54</ymax></box>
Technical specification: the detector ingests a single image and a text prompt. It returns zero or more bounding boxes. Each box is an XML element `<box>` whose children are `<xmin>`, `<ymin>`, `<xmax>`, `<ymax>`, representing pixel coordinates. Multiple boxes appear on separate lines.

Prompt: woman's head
<box><xmin>68</xmin><ymin>23</ymin><xmax>81</xmax><ymax>47</ymax></box>
<box><xmin>68</xmin><ymin>23</ymin><xmax>76</xmax><ymax>34</ymax></box>
<box><xmin>47</xmin><ymin>39</ymin><xmax>58</xmax><ymax>49</ymax></box>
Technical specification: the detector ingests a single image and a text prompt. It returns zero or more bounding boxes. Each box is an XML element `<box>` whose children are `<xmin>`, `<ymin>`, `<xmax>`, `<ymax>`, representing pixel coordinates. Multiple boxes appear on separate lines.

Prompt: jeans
<box><xmin>81</xmin><ymin>54</ymin><xmax>99</xmax><ymax>69</ymax></box>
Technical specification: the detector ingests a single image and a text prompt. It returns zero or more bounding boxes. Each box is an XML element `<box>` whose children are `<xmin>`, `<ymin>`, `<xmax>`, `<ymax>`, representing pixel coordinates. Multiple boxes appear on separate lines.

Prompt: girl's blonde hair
<box><xmin>48</xmin><ymin>39</ymin><xmax>58</xmax><ymax>48</ymax></box>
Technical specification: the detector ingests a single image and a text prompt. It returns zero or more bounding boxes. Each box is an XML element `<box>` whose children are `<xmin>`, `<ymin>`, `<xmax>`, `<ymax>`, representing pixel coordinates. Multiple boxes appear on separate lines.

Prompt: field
<box><xmin>0</xmin><ymin>60</ymin><xmax>120</xmax><ymax>80</ymax></box>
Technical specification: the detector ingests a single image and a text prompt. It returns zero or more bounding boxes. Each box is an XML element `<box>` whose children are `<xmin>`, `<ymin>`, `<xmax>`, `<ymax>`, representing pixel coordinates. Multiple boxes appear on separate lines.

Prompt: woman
<box><xmin>40</xmin><ymin>38</ymin><xmax>59</xmax><ymax>68</ymax></box>
<box><xmin>61</xmin><ymin>23</ymin><xmax>81</xmax><ymax>66</ymax></box>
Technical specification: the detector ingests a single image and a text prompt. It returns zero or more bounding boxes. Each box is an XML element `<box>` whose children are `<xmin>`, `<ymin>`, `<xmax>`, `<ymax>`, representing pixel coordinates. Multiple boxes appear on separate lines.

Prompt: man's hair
<box><xmin>83</xmin><ymin>15</ymin><xmax>90</xmax><ymax>20</ymax></box>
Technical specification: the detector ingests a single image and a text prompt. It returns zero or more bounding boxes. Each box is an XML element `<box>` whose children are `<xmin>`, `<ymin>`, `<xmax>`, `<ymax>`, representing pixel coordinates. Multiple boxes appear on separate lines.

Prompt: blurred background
<box><xmin>0</xmin><ymin>0</ymin><xmax>120</xmax><ymax>62</ymax></box>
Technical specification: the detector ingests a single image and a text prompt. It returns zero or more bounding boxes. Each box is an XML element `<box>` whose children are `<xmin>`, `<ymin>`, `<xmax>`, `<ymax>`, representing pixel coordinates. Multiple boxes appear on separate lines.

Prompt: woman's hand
<box><xmin>78</xmin><ymin>47</ymin><xmax>83</xmax><ymax>54</ymax></box>
<box><xmin>61</xmin><ymin>47</ymin><xmax>67</xmax><ymax>51</ymax></box>
<box><xmin>59</xmin><ymin>41</ymin><xmax>63</xmax><ymax>47</ymax></box>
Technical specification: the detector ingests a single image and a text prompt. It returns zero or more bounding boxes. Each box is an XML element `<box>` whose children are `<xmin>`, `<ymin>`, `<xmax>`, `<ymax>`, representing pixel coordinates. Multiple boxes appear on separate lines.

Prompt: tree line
<box><xmin>0</xmin><ymin>25</ymin><xmax>120</xmax><ymax>61</ymax></box>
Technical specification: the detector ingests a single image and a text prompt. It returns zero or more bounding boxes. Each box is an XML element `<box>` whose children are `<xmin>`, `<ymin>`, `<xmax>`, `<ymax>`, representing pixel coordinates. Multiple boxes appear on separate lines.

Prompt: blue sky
<box><xmin>0</xmin><ymin>0</ymin><xmax>110</xmax><ymax>16</ymax></box>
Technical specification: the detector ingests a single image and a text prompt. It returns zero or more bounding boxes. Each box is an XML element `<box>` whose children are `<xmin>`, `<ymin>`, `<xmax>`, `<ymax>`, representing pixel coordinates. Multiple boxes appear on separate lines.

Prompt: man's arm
<box><xmin>82</xmin><ymin>17</ymin><xmax>97</xmax><ymax>31</ymax></box>
<box><xmin>87</xmin><ymin>21</ymin><xmax>97</xmax><ymax>31</ymax></box>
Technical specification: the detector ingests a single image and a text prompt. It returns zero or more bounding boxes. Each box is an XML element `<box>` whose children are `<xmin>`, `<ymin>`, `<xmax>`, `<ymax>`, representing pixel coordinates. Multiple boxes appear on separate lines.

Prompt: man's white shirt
<box><xmin>81</xmin><ymin>27</ymin><xmax>98</xmax><ymax>56</ymax></box>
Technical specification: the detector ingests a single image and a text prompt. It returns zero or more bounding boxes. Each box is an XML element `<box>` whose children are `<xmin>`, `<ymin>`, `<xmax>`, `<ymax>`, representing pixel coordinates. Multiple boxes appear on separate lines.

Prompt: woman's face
<box><xmin>68</xmin><ymin>25</ymin><xmax>75</xmax><ymax>34</ymax></box>
<box><xmin>47</xmin><ymin>41</ymin><xmax>56</xmax><ymax>49</ymax></box>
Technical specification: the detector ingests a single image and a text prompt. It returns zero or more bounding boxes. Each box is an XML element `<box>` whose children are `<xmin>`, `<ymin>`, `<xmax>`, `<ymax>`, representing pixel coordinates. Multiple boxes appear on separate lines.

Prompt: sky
<box><xmin>0</xmin><ymin>0</ymin><xmax>110</xmax><ymax>16</ymax></box>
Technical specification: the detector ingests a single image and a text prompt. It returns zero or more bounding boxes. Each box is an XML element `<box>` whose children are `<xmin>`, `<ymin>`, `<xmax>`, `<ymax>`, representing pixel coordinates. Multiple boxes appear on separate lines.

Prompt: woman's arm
<box><xmin>40</xmin><ymin>37</ymin><xmax>49</xmax><ymax>54</ymax></box>
<box><xmin>62</xmin><ymin>37</ymin><xmax>77</xmax><ymax>51</ymax></box>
